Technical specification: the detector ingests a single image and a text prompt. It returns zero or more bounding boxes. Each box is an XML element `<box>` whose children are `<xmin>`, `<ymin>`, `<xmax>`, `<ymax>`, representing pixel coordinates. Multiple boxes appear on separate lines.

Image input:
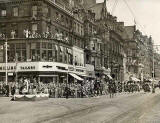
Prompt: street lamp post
<box><xmin>15</xmin><ymin>53</ymin><xmax>18</xmax><ymax>84</ymax></box>
<box><xmin>152</xmin><ymin>44</ymin><xmax>160</xmax><ymax>93</ymax></box>
<box><xmin>152</xmin><ymin>45</ymin><xmax>155</xmax><ymax>93</ymax></box>
<box><xmin>5</xmin><ymin>38</ymin><xmax>8</xmax><ymax>85</ymax></box>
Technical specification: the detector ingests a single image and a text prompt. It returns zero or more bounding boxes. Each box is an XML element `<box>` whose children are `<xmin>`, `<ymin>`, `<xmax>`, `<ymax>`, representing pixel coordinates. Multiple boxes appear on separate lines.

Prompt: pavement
<box><xmin>0</xmin><ymin>90</ymin><xmax>160</xmax><ymax>123</ymax></box>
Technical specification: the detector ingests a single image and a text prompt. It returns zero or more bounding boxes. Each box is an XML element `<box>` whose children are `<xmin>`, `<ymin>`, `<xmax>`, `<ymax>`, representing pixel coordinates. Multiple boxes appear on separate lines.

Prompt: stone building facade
<box><xmin>0</xmin><ymin>0</ymin><xmax>87</xmax><ymax>82</ymax></box>
<box><xmin>0</xmin><ymin>0</ymin><xmax>155</xmax><ymax>83</ymax></box>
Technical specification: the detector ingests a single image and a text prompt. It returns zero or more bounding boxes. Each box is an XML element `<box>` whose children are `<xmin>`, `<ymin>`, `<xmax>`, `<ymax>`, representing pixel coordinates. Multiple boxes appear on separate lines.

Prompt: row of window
<box><xmin>5</xmin><ymin>43</ymin><xmax>73</xmax><ymax>65</ymax></box>
<box><xmin>0</xmin><ymin>4</ymin><xmax>84</xmax><ymax>35</ymax></box>
<box><xmin>87</xmin><ymin>23</ymin><xmax>97</xmax><ymax>35</ymax></box>
<box><xmin>1</xmin><ymin>7</ymin><xmax>18</xmax><ymax>17</ymax></box>
<box><xmin>0</xmin><ymin>5</ymin><xmax>39</xmax><ymax>17</ymax></box>
<box><xmin>4</xmin><ymin>42</ymin><xmax>84</xmax><ymax>67</ymax></box>
<box><xmin>55</xmin><ymin>11</ymin><xmax>84</xmax><ymax>36</ymax></box>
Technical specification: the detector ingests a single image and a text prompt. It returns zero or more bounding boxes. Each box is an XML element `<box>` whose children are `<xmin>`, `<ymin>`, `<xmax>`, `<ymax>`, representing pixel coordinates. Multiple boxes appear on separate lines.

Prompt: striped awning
<box><xmin>69</xmin><ymin>73</ymin><xmax>83</xmax><ymax>81</ymax></box>
<box><xmin>59</xmin><ymin>46</ymin><xmax>64</xmax><ymax>52</ymax></box>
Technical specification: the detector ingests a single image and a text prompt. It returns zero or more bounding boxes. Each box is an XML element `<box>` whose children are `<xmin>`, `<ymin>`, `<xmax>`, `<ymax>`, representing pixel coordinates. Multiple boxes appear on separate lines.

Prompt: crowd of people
<box><xmin>0</xmin><ymin>77</ymin><xmax>154</xmax><ymax>98</ymax></box>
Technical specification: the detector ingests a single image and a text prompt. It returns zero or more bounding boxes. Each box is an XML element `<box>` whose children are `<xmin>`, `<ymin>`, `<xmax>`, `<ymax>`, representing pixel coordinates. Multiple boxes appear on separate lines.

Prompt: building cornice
<box><xmin>0</xmin><ymin>0</ymin><xmax>43</xmax><ymax>5</ymax></box>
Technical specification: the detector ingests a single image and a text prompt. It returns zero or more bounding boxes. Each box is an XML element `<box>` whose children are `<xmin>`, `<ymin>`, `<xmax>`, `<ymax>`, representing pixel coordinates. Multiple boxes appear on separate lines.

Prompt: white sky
<box><xmin>96</xmin><ymin>0</ymin><xmax>160</xmax><ymax>46</ymax></box>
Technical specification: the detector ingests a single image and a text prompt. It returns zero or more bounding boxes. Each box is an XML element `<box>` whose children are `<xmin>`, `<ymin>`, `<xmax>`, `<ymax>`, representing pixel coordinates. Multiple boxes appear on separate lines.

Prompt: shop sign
<box><xmin>0</xmin><ymin>64</ymin><xmax>36</xmax><ymax>72</ymax></box>
<box><xmin>43</xmin><ymin>65</ymin><xmax>52</xmax><ymax>68</ymax></box>
<box><xmin>17</xmin><ymin>62</ymin><xmax>39</xmax><ymax>71</ymax></box>
<box><xmin>20</xmin><ymin>66</ymin><xmax>36</xmax><ymax>70</ymax></box>
<box><xmin>0</xmin><ymin>66</ymin><xmax>16</xmax><ymax>71</ymax></box>
<box><xmin>56</xmin><ymin>66</ymin><xmax>67</xmax><ymax>71</ymax></box>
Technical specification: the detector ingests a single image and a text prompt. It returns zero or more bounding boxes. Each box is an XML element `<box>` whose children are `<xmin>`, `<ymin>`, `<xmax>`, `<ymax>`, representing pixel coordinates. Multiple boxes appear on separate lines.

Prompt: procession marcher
<box><xmin>11</xmin><ymin>85</ymin><xmax>16</xmax><ymax>96</ymax></box>
<box><xmin>5</xmin><ymin>84</ymin><xmax>9</xmax><ymax>97</ymax></box>
<box><xmin>64</xmin><ymin>85</ymin><xmax>69</xmax><ymax>99</ymax></box>
<box><xmin>75</xmin><ymin>83</ymin><xmax>78</xmax><ymax>98</ymax></box>
<box><xmin>55</xmin><ymin>85</ymin><xmax>58</xmax><ymax>98</ymax></box>
<box><xmin>80</xmin><ymin>83</ymin><xmax>83</xmax><ymax>98</ymax></box>
<box><xmin>100</xmin><ymin>80</ymin><xmax>103</xmax><ymax>95</ymax></box>
<box><xmin>108</xmin><ymin>80</ymin><xmax>114</xmax><ymax>98</ymax></box>
<box><xmin>113</xmin><ymin>81</ymin><xmax>117</xmax><ymax>97</ymax></box>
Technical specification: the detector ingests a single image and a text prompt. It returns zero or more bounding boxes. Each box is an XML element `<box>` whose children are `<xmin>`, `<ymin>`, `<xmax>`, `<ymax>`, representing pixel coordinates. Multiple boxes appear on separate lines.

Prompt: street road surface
<box><xmin>0</xmin><ymin>90</ymin><xmax>160</xmax><ymax>123</ymax></box>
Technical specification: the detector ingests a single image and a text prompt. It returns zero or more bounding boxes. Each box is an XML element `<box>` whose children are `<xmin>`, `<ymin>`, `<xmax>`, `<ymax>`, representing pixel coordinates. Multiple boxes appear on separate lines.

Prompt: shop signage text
<box><xmin>20</xmin><ymin>66</ymin><xmax>35</xmax><ymax>70</ymax></box>
<box><xmin>43</xmin><ymin>65</ymin><xmax>52</xmax><ymax>68</ymax></box>
<box><xmin>0</xmin><ymin>66</ymin><xmax>16</xmax><ymax>70</ymax></box>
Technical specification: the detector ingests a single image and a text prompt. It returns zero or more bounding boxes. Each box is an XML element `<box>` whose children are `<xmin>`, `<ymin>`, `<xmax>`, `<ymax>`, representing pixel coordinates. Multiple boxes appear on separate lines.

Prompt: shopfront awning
<box><xmin>131</xmin><ymin>77</ymin><xmax>140</xmax><ymax>82</ymax></box>
<box><xmin>69</xmin><ymin>73</ymin><xmax>83</xmax><ymax>81</ymax></box>
<box><xmin>79</xmin><ymin>74</ymin><xmax>96</xmax><ymax>78</ymax></box>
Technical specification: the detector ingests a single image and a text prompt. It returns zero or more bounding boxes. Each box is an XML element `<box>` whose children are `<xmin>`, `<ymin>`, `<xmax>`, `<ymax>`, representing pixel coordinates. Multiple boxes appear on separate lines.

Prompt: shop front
<box><xmin>0</xmin><ymin>62</ymin><xmax>66</xmax><ymax>82</ymax></box>
<box><xmin>0</xmin><ymin>61</ymin><xmax>86</xmax><ymax>86</ymax></box>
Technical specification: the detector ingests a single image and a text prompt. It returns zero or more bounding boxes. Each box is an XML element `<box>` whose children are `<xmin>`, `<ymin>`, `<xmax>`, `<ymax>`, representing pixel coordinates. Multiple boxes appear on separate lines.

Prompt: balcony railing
<box><xmin>0</xmin><ymin>32</ymin><xmax>71</xmax><ymax>45</ymax></box>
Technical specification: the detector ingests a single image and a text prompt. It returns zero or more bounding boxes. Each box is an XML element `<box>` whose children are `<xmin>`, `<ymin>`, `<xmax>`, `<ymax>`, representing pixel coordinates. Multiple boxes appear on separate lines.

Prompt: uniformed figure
<box><xmin>64</xmin><ymin>86</ymin><xmax>69</xmax><ymax>99</ymax></box>
<box><xmin>108</xmin><ymin>81</ymin><xmax>114</xmax><ymax>98</ymax></box>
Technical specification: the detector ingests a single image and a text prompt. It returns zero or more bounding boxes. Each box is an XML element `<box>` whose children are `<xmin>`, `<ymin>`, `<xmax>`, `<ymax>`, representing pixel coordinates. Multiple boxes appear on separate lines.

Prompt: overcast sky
<box><xmin>96</xmin><ymin>0</ymin><xmax>160</xmax><ymax>46</ymax></box>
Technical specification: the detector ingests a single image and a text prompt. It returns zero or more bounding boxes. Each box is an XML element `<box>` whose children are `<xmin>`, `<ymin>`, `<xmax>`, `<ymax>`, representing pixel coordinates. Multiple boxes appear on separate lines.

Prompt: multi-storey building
<box><xmin>123</xmin><ymin>26</ymin><xmax>154</xmax><ymax>82</ymax></box>
<box><xmin>0</xmin><ymin>0</ymin><xmax>86</xmax><ymax>83</ymax></box>
<box><xmin>82</xmin><ymin>6</ymin><xmax>102</xmax><ymax>79</ymax></box>
<box><xmin>134</xmin><ymin>30</ymin><xmax>154</xmax><ymax>81</ymax></box>
<box><xmin>85</xmin><ymin>0</ymin><xmax>125</xmax><ymax>82</ymax></box>
<box><xmin>124</xmin><ymin>26</ymin><xmax>140</xmax><ymax>81</ymax></box>
<box><xmin>154</xmin><ymin>52</ymin><xmax>160</xmax><ymax>79</ymax></box>
<box><xmin>106</xmin><ymin>15</ymin><xmax>125</xmax><ymax>82</ymax></box>
<box><xmin>85</xmin><ymin>0</ymin><xmax>112</xmax><ymax>80</ymax></box>
<box><xmin>0</xmin><ymin>0</ymin><xmax>155</xmax><ymax>84</ymax></box>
